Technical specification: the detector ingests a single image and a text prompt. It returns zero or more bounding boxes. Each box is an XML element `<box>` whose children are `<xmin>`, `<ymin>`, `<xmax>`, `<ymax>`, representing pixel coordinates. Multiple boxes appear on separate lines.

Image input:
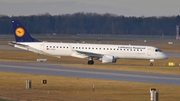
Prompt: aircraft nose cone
<box><xmin>163</xmin><ymin>53</ymin><xmax>168</xmax><ymax>59</ymax></box>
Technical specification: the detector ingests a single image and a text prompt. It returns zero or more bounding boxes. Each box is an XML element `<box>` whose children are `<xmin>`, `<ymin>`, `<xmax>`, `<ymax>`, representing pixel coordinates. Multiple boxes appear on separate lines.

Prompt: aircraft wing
<box><xmin>71</xmin><ymin>50</ymin><xmax>103</xmax><ymax>59</ymax></box>
<box><xmin>76</xmin><ymin>50</ymin><xmax>103</xmax><ymax>57</ymax></box>
<box><xmin>68</xmin><ymin>44</ymin><xmax>103</xmax><ymax>58</ymax></box>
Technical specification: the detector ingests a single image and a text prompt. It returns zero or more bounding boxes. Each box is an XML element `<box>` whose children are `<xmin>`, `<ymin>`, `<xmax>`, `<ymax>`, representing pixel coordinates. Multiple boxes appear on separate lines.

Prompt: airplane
<box><xmin>9</xmin><ymin>20</ymin><xmax>168</xmax><ymax>66</ymax></box>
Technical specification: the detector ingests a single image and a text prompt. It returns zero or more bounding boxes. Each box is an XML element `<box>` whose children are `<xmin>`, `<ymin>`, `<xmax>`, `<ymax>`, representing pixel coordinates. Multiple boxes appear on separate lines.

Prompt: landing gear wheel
<box><xmin>150</xmin><ymin>63</ymin><xmax>153</xmax><ymax>66</ymax></box>
<box><xmin>88</xmin><ymin>60</ymin><xmax>94</xmax><ymax>65</ymax></box>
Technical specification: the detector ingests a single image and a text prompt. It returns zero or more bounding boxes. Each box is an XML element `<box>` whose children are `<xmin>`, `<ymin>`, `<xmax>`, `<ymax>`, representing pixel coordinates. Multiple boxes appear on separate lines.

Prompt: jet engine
<box><xmin>101</xmin><ymin>55</ymin><xmax>116</xmax><ymax>63</ymax></box>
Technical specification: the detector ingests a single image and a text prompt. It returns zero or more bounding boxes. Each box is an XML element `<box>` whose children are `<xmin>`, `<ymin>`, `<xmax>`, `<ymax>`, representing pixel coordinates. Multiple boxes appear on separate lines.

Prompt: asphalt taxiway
<box><xmin>0</xmin><ymin>62</ymin><xmax>180</xmax><ymax>85</ymax></box>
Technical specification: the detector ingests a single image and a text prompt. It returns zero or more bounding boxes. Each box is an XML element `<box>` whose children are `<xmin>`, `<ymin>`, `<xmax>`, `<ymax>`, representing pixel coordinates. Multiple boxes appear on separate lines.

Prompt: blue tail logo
<box><xmin>12</xmin><ymin>20</ymin><xmax>39</xmax><ymax>42</ymax></box>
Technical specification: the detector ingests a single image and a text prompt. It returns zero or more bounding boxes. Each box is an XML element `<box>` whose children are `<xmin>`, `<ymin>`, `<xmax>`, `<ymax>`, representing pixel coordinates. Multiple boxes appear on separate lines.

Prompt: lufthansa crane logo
<box><xmin>15</xmin><ymin>27</ymin><xmax>25</xmax><ymax>37</ymax></box>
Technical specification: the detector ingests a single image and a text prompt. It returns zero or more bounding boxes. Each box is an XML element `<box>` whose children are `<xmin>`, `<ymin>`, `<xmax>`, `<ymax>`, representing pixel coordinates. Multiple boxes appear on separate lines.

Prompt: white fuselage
<box><xmin>14</xmin><ymin>42</ymin><xmax>168</xmax><ymax>60</ymax></box>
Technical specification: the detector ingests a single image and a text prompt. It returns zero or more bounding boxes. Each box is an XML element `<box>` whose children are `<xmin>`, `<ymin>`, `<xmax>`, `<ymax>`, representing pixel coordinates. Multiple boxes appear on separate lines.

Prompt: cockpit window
<box><xmin>155</xmin><ymin>49</ymin><xmax>162</xmax><ymax>52</ymax></box>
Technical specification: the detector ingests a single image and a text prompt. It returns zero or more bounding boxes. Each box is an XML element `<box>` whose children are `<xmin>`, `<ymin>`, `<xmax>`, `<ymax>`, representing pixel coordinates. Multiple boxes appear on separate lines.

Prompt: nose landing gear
<box><xmin>150</xmin><ymin>59</ymin><xmax>154</xmax><ymax>66</ymax></box>
<box><xmin>150</xmin><ymin>63</ymin><xmax>153</xmax><ymax>66</ymax></box>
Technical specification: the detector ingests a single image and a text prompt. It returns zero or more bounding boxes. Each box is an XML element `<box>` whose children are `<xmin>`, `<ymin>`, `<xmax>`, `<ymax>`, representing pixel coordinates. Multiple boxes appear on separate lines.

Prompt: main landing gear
<box><xmin>88</xmin><ymin>60</ymin><xmax>94</xmax><ymax>65</ymax></box>
<box><xmin>88</xmin><ymin>57</ymin><xmax>94</xmax><ymax>65</ymax></box>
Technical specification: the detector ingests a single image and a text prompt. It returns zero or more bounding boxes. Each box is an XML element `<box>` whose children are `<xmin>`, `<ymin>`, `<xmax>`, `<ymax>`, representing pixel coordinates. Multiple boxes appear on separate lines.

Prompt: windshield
<box><xmin>155</xmin><ymin>49</ymin><xmax>162</xmax><ymax>52</ymax></box>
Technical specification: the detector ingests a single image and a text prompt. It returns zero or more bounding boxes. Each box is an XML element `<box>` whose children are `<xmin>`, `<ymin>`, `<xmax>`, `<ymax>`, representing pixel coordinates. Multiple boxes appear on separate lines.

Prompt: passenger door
<box><xmin>147</xmin><ymin>48</ymin><xmax>151</xmax><ymax>56</ymax></box>
<box><xmin>40</xmin><ymin>44</ymin><xmax>44</xmax><ymax>51</ymax></box>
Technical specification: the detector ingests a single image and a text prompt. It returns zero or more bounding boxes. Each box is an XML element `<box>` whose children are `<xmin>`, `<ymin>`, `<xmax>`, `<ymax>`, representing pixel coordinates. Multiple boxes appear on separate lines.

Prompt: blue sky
<box><xmin>0</xmin><ymin>0</ymin><xmax>180</xmax><ymax>17</ymax></box>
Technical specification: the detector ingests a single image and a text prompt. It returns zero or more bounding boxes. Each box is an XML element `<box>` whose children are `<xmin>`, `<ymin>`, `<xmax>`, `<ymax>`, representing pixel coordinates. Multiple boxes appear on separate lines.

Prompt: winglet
<box><xmin>11</xmin><ymin>20</ymin><xmax>39</xmax><ymax>42</ymax></box>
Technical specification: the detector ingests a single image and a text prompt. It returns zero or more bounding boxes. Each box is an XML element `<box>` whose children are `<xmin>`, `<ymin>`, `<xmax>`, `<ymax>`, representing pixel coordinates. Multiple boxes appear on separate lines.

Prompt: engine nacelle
<box><xmin>101</xmin><ymin>55</ymin><xmax>116</xmax><ymax>63</ymax></box>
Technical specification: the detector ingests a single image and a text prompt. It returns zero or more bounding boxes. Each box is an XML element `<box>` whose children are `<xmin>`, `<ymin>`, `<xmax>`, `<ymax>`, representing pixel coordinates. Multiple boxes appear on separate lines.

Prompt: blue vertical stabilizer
<box><xmin>12</xmin><ymin>20</ymin><xmax>39</xmax><ymax>42</ymax></box>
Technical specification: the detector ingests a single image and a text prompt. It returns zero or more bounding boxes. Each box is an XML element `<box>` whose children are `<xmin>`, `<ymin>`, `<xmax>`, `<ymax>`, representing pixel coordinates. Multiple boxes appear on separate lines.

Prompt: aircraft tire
<box><xmin>88</xmin><ymin>60</ymin><xmax>94</xmax><ymax>65</ymax></box>
<box><xmin>150</xmin><ymin>63</ymin><xmax>153</xmax><ymax>66</ymax></box>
